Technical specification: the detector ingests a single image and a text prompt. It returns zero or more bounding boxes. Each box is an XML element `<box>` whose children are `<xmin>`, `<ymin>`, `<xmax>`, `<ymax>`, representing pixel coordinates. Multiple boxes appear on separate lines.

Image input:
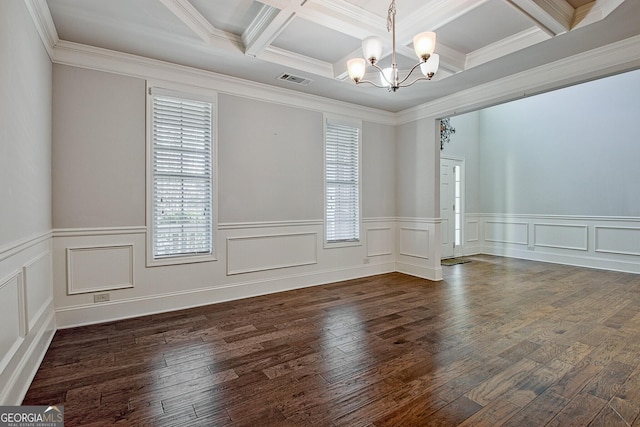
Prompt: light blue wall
<box><xmin>448</xmin><ymin>68</ymin><xmax>640</xmax><ymax>216</ymax></box>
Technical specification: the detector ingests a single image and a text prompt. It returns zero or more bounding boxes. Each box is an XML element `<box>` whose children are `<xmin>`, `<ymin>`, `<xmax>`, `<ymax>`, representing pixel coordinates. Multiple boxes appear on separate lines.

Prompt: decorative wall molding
<box><xmin>366</xmin><ymin>227</ymin><xmax>393</xmax><ymax>257</ymax></box>
<box><xmin>485</xmin><ymin>221</ymin><xmax>529</xmax><ymax>245</ymax></box>
<box><xmin>22</xmin><ymin>251</ymin><xmax>52</xmax><ymax>332</ymax></box>
<box><xmin>219</xmin><ymin>220</ymin><xmax>323</xmax><ymax>230</ymax></box>
<box><xmin>0</xmin><ymin>272</ymin><xmax>25</xmax><ymax>375</ymax></box>
<box><xmin>533</xmin><ymin>223</ymin><xmax>588</xmax><ymax>251</ymax></box>
<box><xmin>66</xmin><ymin>245</ymin><xmax>134</xmax><ymax>294</ymax></box>
<box><xmin>0</xmin><ymin>236</ymin><xmax>55</xmax><ymax>405</ymax></box>
<box><xmin>226</xmin><ymin>232</ymin><xmax>318</xmax><ymax>275</ymax></box>
<box><xmin>54</xmin><ymin>226</ymin><xmax>146</xmax><ymax>237</ymax></box>
<box><xmin>399</xmin><ymin>228</ymin><xmax>430</xmax><ymax>259</ymax></box>
<box><xmin>595</xmin><ymin>226</ymin><xmax>640</xmax><ymax>256</ymax></box>
<box><xmin>0</xmin><ymin>231</ymin><xmax>51</xmax><ymax>263</ymax></box>
<box><xmin>465</xmin><ymin>213</ymin><xmax>640</xmax><ymax>274</ymax></box>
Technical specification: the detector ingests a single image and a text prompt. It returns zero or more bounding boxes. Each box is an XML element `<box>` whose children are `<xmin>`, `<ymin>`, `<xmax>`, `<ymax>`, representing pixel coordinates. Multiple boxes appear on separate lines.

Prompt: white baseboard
<box><xmin>396</xmin><ymin>261</ymin><xmax>443</xmax><ymax>281</ymax></box>
<box><xmin>0</xmin><ymin>302</ymin><xmax>56</xmax><ymax>405</ymax></box>
<box><xmin>481</xmin><ymin>245</ymin><xmax>640</xmax><ymax>274</ymax></box>
<box><xmin>56</xmin><ymin>262</ymin><xmax>396</xmax><ymax>329</ymax></box>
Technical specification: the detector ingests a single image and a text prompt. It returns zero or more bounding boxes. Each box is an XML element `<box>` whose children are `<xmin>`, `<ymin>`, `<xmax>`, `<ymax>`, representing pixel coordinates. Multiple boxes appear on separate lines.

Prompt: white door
<box><xmin>440</xmin><ymin>157</ymin><xmax>464</xmax><ymax>259</ymax></box>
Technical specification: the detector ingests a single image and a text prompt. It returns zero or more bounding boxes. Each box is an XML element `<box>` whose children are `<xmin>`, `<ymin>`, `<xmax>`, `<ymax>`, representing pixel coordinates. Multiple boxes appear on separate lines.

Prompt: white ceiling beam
<box><xmin>507</xmin><ymin>0</ymin><xmax>573</xmax><ymax>35</ymax></box>
<box><xmin>302</xmin><ymin>0</ymin><xmax>389</xmax><ymax>40</ymax></box>
<box><xmin>260</xmin><ymin>46</ymin><xmax>335</xmax><ymax>78</ymax></box>
<box><xmin>159</xmin><ymin>0</ymin><xmax>242</xmax><ymax>51</ymax></box>
<box><xmin>243</xmin><ymin>1</ymin><xmax>307</xmax><ymax>57</ymax></box>
<box><xmin>572</xmin><ymin>0</ymin><xmax>625</xmax><ymax>29</ymax></box>
<box><xmin>466</xmin><ymin>27</ymin><xmax>551</xmax><ymax>69</ymax></box>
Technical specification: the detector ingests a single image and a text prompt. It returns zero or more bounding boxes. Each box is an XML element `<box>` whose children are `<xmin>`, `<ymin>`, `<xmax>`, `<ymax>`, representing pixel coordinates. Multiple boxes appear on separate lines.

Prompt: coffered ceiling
<box><xmin>43</xmin><ymin>0</ymin><xmax>640</xmax><ymax>112</ymax></box>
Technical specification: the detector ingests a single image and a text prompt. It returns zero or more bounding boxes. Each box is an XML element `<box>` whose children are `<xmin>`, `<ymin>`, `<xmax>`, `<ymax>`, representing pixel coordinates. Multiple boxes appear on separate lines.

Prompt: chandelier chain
<box><xmin>387</xmin><ymin>0</ymin><xmax>396</xmax><ymax>32</ymax></box>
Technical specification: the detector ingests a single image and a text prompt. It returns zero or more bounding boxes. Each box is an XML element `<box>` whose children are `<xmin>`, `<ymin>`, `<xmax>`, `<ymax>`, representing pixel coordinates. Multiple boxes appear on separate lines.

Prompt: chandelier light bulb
<box><xmin>413</xmin><ymin>32</ymin><xmax>436</xmax><ymax>61</ymax></box>
<box><xmin>420</xmin><ymin>53</ymin><xmax>440</xmax><ymax>78</ymax></box>
<box><xmin>347</xmin><ymin>58</ymin><xmax>366</xmax><ymax>82</ymax></box>
<box><xmin>362</xmin><ymin>36</ymin><xmax>383</xmax><ymax>64</ymax></box>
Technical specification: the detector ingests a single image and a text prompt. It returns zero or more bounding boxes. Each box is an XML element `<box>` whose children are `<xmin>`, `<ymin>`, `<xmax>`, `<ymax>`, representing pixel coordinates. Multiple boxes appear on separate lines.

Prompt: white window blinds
<box><xmin>151</xmin><ymin>92</ymin><xmax>213</xmax><ymax>259</ymax></box>
<box><xmin>325</xmin><ymin>121</ymin><xmax>360</xmax><ymax>243</ymax></box>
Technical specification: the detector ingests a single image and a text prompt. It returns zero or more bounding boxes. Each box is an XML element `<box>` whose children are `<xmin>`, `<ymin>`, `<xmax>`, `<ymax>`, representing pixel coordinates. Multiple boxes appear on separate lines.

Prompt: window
<box><xmin>324</xmin><ymin>117</ymin><xmax>361</xmax><ymax>246</ymax></box>
<box><xmin>147</xmin><ymin>86</ymin><xmax>216</xmax><ymax>265</ymax></box>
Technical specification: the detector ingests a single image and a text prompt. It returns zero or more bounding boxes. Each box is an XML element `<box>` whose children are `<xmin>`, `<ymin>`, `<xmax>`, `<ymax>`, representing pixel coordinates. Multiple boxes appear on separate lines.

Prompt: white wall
<box><xmin>52</xmin><ymin>65</ymin><xmax>146</xmax><ymax>228</ymax></box>
<box><xmin>51</xmin><ymin>65</ymin><xmax>399</xmax><ymax>328</ymax></box>
<box><xmin>0</xmin><ymin>1</ymin><xmax>56</xmax><ymax>405</ymax></box>
<box><xmin>478</xmin><ymin>68</ymin><xmax>640</xmax><ymax>216</ymax></box>
<box><xmin>451</xmin><ymin>69</ymin><xmax>640</xmax><ymax>272</ymax></box>
<box><xmin>395</xmin><ymin>118</ymin><xmax>443</xmax><ymax>280</ymax></box>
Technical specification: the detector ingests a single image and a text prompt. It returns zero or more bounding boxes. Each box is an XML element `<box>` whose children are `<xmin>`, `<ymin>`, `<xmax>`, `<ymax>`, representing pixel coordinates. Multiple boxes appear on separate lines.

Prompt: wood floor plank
<box><xmin>23</xmin><ymin>255</ymin><xmax>640</xmax><ymax>426</ymax></box>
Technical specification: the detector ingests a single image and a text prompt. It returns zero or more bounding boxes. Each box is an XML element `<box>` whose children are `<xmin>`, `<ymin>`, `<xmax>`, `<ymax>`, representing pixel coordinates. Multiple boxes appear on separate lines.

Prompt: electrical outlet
<box><xmin>94</xmin><ymin>293</ymin><xmax>110</xmax><ymax>303</ymax></box>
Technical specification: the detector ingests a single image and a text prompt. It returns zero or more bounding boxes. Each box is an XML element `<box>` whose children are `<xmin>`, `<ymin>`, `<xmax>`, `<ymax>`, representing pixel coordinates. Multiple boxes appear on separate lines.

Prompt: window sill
<box><xmin>146</xmin><ymin>253</ymin><xmax>217</xmax><ymax>267</ymax></box>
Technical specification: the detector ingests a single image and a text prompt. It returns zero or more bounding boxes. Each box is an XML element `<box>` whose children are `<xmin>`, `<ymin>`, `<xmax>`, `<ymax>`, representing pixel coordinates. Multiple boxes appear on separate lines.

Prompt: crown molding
<box><xmin>396</xmin><ymin>34</ymin><xmax>640</xmax><ymax>124</ymax></box>
<box><xmin>23</xmin><ymin>0</ymin><xmax>58</xmax><ymax>58</ymax></box>
<box><xmin>51</xmin><ymin>40</ymin><xmax>396</xmax><ymax>125</ymax></box>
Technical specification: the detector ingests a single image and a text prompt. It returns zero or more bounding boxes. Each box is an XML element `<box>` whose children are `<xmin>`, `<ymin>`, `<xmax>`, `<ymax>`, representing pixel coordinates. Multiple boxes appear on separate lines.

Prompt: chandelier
<box><xmin>346</xmin><ymin>0</ymin><xmax>440</xmax><ymax>92</ymax></box>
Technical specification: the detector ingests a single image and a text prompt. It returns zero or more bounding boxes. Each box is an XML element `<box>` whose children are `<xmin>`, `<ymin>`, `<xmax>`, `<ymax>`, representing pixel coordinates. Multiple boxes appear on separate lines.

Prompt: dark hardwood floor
<box><xmin>23</xmin><ymin>255</ymin><xmax>640</xmax><ymax>426</ymax></box>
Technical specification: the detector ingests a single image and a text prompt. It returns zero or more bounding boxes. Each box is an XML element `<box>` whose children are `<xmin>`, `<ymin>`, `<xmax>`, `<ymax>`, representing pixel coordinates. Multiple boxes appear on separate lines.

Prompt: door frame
<box><xmin>441</xmin><ymin>155</ymin><xmax>465</xmax><ymax>258</ymax></box>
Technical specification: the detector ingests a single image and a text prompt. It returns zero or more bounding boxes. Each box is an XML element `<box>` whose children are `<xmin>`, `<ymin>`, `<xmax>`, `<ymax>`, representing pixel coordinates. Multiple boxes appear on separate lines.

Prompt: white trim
<box><xmin>55</xmin><ymin>263</ymin><xmax>396</xmax><ymax>329</ymax></box>
<box><xmin>53</xmin><ymin>226</ymin><xmax>146</xmax><ymax>237</ymax></box>
<box><xmin>226</xmin><ymin>232</ymin><xmax>318</xmax><ymax>275</ymax></box>
<box><xmin>51</xmin><ymin>40</ymin><xmax>396</xmax><ymax>125</ymax></box>
<box><xmin>0</xmin><ymin>306</ymin><xmax>56</xmax><ymax>405</ymax></box>
<box><xmin>0</xmin><ymin>231</ymin><xmax>51</xmax><ymax>263</ymax></box>
<box><xmin>219</xmin><ymin>220</ymin><xmax>323</xmax><ymax>230</ymax></box>
<box><xmin>23</xmin><ymin>0</ymin><xmax>58</xmax><ymax>58</ymax></box>
<box><xmin>396</xmin><ymin>34</ymin><xmax>640</xmax><ymax>124</ymax></box>
<box><xmin>533</xmin><ymin>223</ymin><xmax>589</xmax><ymax>251</ymax></box>
<box><xmin>66</xmin><ymin>245</ymin><xmax>134</xmax><ymax>294</ymax></box>
<box><xmin>594</xmin><ymin>226</ymin><xmax>640</xmax><ymax>256</ymax></box>
<box><xmin>470</xmin><ymin>213</ymin><xmax>640</xmax><ymax>222</ymax></box>
<box><xmin>396</xmin><ymin>261</ymin><xmax>443</xmax><ymax>282</ymax></box>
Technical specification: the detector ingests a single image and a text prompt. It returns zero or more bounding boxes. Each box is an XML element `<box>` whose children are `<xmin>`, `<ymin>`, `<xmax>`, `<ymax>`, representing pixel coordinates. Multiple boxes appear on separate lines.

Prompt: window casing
<box><xmin>147</xmin><ymin>86</ymin><xmax>216</xmax><ymax>266</ymax></box>
<box><xmin>324</xmin><ymin>116</ymin><xmax>361</xmax><ymax>247</ymax></box>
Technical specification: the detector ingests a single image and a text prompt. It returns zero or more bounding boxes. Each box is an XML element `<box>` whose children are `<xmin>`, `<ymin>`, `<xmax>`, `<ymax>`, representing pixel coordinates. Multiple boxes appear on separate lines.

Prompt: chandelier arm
<box><xmin>396</xmin><ymin>62</ymin><xmax>425</xmax><ymax>87</ymax></box>
<box><xmin>369</xmin><ymin>62</ymin><xmax>395</xmax><ymax>87</ymax></box>
<box><xmin>398</xmin><ymin>76</ymin><xmax>431</xmax><ymax>88</ymax></box>
<box><xmin>355</xmin><ymin>79</ymin><xmax>390</xmax><ymax>89</ymax></box>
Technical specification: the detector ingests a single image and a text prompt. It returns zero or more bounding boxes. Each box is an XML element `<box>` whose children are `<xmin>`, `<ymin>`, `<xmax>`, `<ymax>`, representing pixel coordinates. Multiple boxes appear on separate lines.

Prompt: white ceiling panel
<box><xmin>272</xmin><ymin>17</ymin><xmax>362</xmax><ymax>63</ymax></box>
<box><xmin>190</xmin><ymin>0</ymin><xmax>262</xmax><ymax>36</ymax></box>
<box><xmin>434</xmin><ymin>0</ymin><xmax>534</xmax><ymax>53</ymax></box>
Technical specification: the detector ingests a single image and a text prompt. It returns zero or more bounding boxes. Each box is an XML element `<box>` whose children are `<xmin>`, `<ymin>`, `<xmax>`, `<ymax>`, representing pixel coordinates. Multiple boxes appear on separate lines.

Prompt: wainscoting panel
<box><xmin>227</xmin><ymin>232</ymin><xmax>318</xmax><ymax>275</ymax></box>
<box><xmin>466</xmin><ymin>220</ymin><xmax>479</xmax><ymax>243</ymax></box>
<box><xmin>534</xmin><ymin>223</ymin><xmax>588</xmax><ymax>251</ymax></box>
<box><xmin>485</xmin><ymin>221</ymin><xmax>529</xmax><ymax>245</ymax></box>
<box><xmin>441</xmin><ymin>219</ymin><xmax>450</xmax><ymax>246</ymax></box>
<box><xmin>399</xmin><ymin>228</ymin><xmax>430</xmax><ymax>259</ymax></box>
<box><xmin>366</xmin><ymin>227</ymin><xmax>393</xmax><ymax>257</ymax></box>
<box><xmin>471</xmin><ymin>214</ymin><xmax>640</xmax><ymax>274</ymax></box>
<box><xmin>67</xmin><ymin>245</ymin><xmax>134</xmax><ymax>294</ymax></box>
<box><xmin>595</xmin><ymin>226</ymin><xmax>640</xmax><ymax>256</ymax></box>
<box><xmin>0</xmin><ymin>272</ymin><xmax>24</xmax><ymax>375</ymax></box>
<box><xmin>23</xmin><ymin>252</ymin><xmax>52</xmax><ymax>331</ymax></box>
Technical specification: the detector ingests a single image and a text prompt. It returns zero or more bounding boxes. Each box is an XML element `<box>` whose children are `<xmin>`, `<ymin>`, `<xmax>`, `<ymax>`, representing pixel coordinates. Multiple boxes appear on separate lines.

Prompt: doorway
<box><xmin>440</xmin><ymin>156</ymin><xmax>464</xmax><ymax>259</ymax></box>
